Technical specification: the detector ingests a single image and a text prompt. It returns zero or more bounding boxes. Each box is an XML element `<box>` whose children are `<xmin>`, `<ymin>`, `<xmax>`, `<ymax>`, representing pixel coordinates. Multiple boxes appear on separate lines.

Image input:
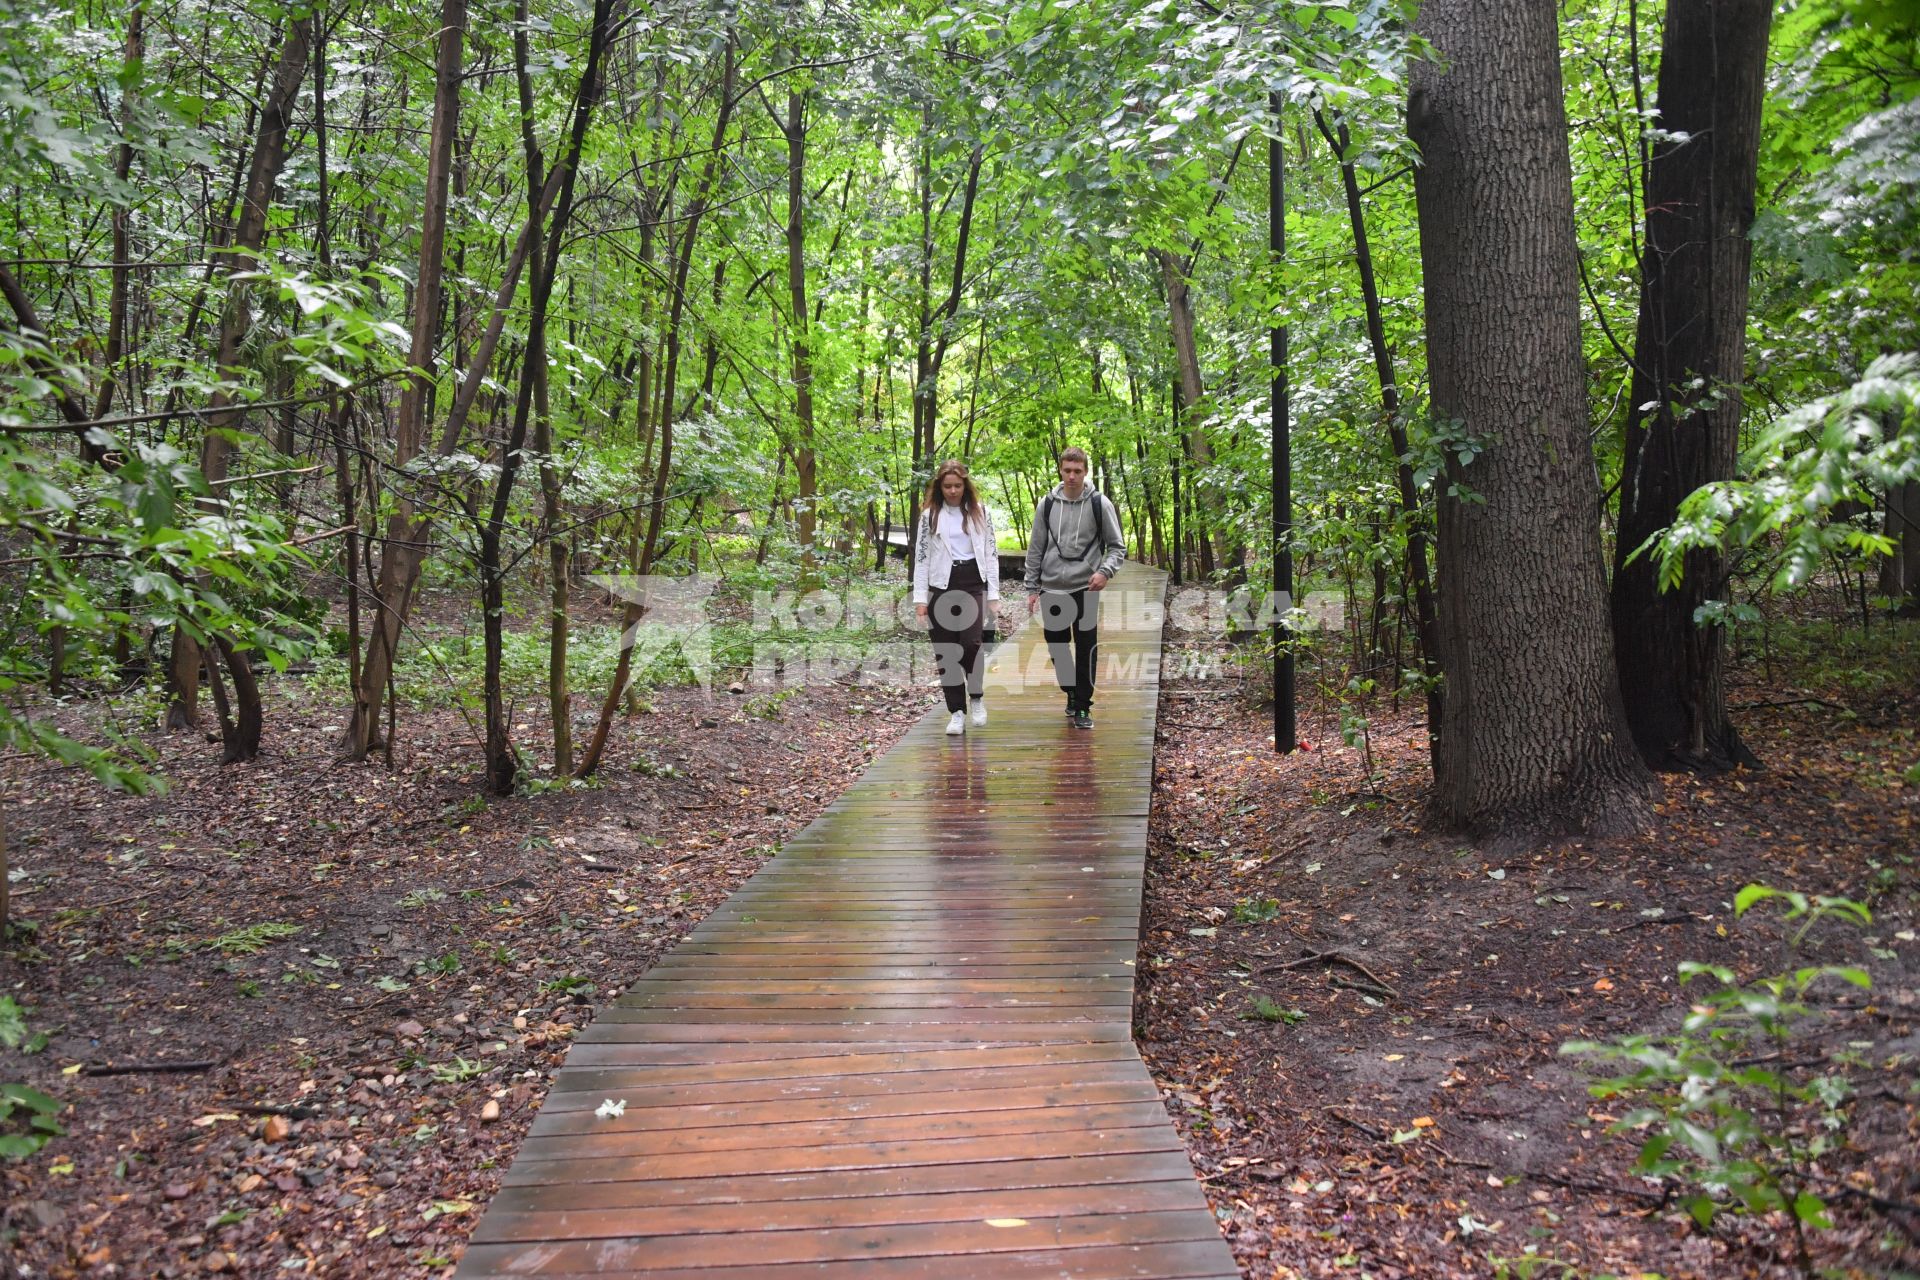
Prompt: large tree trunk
<box><xmin>1881</xmin><ymin>480</ymin><xmax>1920</xmax><ymax>615</ymax></box>
<box><xmin>1409</xmin><ymin>0</ymin><xmax>1653</xmax><ymax>836</ymax></box>
<box><xmin>1610</xmin><ymin>0</ymin><xmax>1772</xmax><ymax>772</ymax></box>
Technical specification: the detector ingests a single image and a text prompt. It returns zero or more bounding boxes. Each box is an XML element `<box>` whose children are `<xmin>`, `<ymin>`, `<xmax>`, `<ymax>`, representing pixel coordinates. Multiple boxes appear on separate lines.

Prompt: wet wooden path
<box><xmin>458</xmin><ymin>566</ymin><xmax>1238</xmax><ymax>1279</ymax></box>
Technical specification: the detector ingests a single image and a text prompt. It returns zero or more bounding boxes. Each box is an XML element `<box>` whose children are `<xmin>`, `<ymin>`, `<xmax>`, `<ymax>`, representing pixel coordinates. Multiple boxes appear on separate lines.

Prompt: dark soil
<box><xmin>1139</xmin><ymin>630</ymin><xmax>1920</xmax><ymax>1279</ymax></box>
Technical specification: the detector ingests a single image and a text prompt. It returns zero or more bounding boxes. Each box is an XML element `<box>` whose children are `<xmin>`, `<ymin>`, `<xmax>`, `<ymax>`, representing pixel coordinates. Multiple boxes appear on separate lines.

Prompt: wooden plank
<box><xmin>544</xmin><ymin>1042</ymin><xmax>1145</xmax><ymax>1093</ymax></box>
<box><xmin>484</xmin><ymin>1150</ymin><xmax>1202</xmax><ymax>1211</ymax></box>
<box><xmin>471</xmin><ymin>1179</ymin><xmax>1209</xmax><ymax>1243</ymax></box>
<box><xmin>498</xmin><ymin>1125</ymin><xmax>1188</xmax><ymax>1188</ymax></box>
<box><xmin>457</xmin><ymin>1245</ymin><xmax>1236</xmax><ymax>1280</ymax></box>
<box><xmin>540</xmin><ymin>1060</ymin><xmax>1154</xmax><ymax>1111</ymax></box>
<box><xmin>512</xmin><ymin>1100</ymin><xmax>1176</xmax><ymax>1161</ymax></box>
<box><xmin>458</xmin><ymin>1209</ymin><xmax>1220</xmax><ymax>1273</ymax></box>
<box><xmin>527</xmin><ymin>1081</ymin><xmax>1164</xmax><ymax>1141</ymax></box>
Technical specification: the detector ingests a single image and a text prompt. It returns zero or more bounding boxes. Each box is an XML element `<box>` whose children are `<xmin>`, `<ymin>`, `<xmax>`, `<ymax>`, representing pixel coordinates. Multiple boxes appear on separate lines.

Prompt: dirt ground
<box><xmin>0</xmin><ymin>663</ymin><xmax>927</xmax><ymax>1278</ymax></box>
<box><xmin>1139</xmin><ymin>630</ymin><xmax>1919</xmax><ymax>1279</ymax></box>
<box><xmin>2</xmin><ymin>612</ymin><xmax>1916</xmax><ymax>1279</ymax></box>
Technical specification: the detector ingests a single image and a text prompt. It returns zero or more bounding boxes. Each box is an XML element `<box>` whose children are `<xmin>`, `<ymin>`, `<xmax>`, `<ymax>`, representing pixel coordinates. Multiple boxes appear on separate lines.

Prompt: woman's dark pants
<box><xmin>929</xmin><ymin>560</ymin><xmax>987</xmax><ymax>713</ymax></box>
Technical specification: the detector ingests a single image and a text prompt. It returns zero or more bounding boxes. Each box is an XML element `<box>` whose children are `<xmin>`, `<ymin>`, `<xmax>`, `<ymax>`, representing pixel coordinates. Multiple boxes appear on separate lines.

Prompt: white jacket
<box><xmin>911</xmin><ymin>504</ymin><xmax>1002</xmax><ymax>604</ymax></box>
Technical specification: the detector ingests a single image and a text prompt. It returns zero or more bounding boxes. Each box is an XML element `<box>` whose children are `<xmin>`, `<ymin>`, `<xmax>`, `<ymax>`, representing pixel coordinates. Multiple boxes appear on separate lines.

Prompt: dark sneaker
<box><xmin>1072</xmin><ymin>710</ymin><xmax>1094</xmax><ymax>730</ymax></box>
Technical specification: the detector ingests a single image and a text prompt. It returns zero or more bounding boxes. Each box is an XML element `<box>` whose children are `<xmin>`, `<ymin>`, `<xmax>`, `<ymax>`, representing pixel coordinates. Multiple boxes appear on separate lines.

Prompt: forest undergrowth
<box><xmin>1141</xmin><ymin>613</ymin><xmax>1919</xmax><ymax>1279</ymax></box>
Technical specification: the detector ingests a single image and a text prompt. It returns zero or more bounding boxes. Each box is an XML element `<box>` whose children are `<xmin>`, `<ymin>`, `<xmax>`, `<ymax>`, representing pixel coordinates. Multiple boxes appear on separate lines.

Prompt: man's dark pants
<box><xmin>1039</xmin><ymin>588</ymin><xmax>1099</xmax><ymax>712</ymax></box>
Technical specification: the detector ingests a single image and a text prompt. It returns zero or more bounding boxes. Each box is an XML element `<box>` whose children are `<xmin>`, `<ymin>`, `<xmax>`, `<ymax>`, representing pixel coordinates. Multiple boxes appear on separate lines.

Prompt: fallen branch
<box><xmin>1330</xmin><ymin>973</ymin><xmax>1399</xmax><ymax>1000</ymax></box>
<box><xmin>1326</xmin><ymin>1106</ymin><xmax>1385</xmax><ymax>1140</ymax></box>
<box><xmin>84</xmin><ymin>1059</ymin><xmax>219</xmax><ymax>1077</ymax></box>
<box><xmin>1732</xmin><ymin>696</ymin><xmax>1848</xmax><ymax>713</ymax></box>
<box><xmin>1833</xmin><ymin>1185</ymin><xmax>1920</xmax><ymax>1246</ymax></box>
<box><xmin>232</xmin><ymin>1102</ymin><xmax>322</xmax><ymax>1120</ymax></box>
<box><xmin>1526</xmin><ymin>1168</ymin><xmax>1668</xmax><ymax>1205</ymax></box>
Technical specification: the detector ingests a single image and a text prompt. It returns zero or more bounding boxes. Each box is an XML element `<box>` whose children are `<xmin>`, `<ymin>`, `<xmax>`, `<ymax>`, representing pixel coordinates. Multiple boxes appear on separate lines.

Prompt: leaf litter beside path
<box><xmin>1138</xmin><ymin>649</ymin><xmax>1917</xmax><ymax>1280</ymax></box>
<box><xmin>0</xmin><ymin>675</ymin><xmax>925</xmax><ymax>1278</ymax></box>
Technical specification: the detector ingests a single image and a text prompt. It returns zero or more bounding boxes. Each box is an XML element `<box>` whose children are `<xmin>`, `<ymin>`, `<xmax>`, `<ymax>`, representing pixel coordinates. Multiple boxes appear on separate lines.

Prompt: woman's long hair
<box><xmin>923</xmin><ymin>459</ymin><xmax>985</xmax><ymax>531</ymax></box>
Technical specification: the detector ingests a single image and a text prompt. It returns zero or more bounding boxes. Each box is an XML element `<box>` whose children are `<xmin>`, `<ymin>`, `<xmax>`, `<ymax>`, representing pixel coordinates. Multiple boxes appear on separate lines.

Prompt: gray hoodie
<box><xmin>1023</xmin><ymin>484</ymin><xmax>1126</xmax><ymax>593</ymax></box>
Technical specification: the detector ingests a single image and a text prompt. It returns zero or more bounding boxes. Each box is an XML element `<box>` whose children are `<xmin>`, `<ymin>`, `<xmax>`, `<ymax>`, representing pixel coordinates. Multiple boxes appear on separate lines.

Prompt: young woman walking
<box><xmin>912</xmin><ymin>460</ymin><xmax>1001</xmax><ymax>735</ymax></box>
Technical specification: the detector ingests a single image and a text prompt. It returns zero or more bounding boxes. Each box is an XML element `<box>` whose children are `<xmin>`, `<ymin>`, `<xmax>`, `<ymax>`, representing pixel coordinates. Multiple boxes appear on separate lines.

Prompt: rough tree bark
<box><xmin>1610</xmin><ymin>0</ymin><xmax>1772</xmax><ymax>772</ymax></box>
<box><xmin>1409</xmin><ymin>0</ymin><xmax>1654</xmax><ymax>835</ymax></box>
<box><xmin>1881</xmin><ymin>480</ymin><xmax>1920</xmax><ymax>615</ymax></box>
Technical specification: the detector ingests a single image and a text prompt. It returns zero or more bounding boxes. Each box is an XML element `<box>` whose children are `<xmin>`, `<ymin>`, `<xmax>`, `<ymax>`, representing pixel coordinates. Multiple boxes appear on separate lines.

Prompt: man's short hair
<box><xmin>1059</xmin><ymin>446</ymin><xmax>1089</xmax><ymax>466</ymax></box>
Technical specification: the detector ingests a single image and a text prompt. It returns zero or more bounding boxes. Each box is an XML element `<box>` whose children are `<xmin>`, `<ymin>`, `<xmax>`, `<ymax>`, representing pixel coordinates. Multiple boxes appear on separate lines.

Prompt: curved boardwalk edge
<box><xmin>458</xmin><ymin>566</ymin><xmax>1239</xmax><ymax>1280</ymax></box>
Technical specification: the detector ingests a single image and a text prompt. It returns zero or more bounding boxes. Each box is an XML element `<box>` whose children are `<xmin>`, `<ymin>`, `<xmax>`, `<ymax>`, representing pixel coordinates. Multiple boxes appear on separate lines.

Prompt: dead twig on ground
<box><xmin>1526</xmin><ymin>1168</ymin><xmax>1669</xmax><ymax>1205</ymax></box>
<box><xmin>1255</xmin><ymin>947</ymin><xmax>1399</xmax><ymax>998</ymax></box>
<box><xmin>1326</xmin><ymin>1106</ymin><xmax>1385</xmax><ymax>1140</ymax></box>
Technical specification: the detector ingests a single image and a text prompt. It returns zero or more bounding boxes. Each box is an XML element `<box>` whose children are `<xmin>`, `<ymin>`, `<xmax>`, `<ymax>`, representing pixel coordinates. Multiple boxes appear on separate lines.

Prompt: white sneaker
<box><xmin>944</xmin><ymin>710</ymin><xmax>967</xmax><ymax>736</ymax></box>
<box><xmin>969</xmin><ymin>699</ymin><xmax>987</xmax><ymax>727</ymax></box>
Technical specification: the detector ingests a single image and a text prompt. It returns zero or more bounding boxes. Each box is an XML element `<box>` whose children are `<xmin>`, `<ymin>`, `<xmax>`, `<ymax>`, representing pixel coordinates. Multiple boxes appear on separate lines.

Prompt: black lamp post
<box><xmin>1270</xmin><ymin>90</ymin><xmax>1296</xmax><ymax>754</ymax></box>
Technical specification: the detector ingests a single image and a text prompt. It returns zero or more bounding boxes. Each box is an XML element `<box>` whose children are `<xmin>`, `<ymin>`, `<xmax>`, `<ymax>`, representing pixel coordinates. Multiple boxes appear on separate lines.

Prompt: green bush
<box><xmin>1564</xmin><ymin>886</ymin><xmax>1875</xmax><ymax>1275</ymax></box>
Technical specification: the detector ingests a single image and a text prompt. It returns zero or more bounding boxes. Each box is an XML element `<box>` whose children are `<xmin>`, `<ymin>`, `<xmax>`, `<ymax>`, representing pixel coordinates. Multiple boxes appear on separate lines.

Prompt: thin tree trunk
<box><xmin>477</xmin><ymin>0</ymin><xmax>619</xmax><ymax>794</ymax></box>
<box><xmin>1410</xmin><ymin>0</ymin><xmax>1653</xmax><ymax>835</ymax></box>
<box><xmin>575</xmin><ymin>38</ymin><xmax>736</xmax><ymax>781</ymax></box>
<box><xmin>169</xmin><ymin>13</ymin><xmax>313</xmax><ymax>750</ymax></box>
<box><xmin>906</xmin><ymin>117</ymin><xmax>984</xmax><ymax>568</ymax></box>
<box><xmin>1316</xmin><ymin>108</ymin><xmax>1443</xmax><ymax>730</ymax></box>
<box><xmin>1154</xmin><ymin>248</ymin><xmax>1236</xmax><ymax>578</ymax></box>
<box><xmin>343</xmin><ymin>0</ymin><xmax>463</xmax><ymax>758</ymax></box>
<box><xmin>1610</xmin><ymin>0</ymin><xmax>1771</xmax><ymax>772</ymax></box>
<box><xmin>783</xmin><ymin>89</ymin><xmax>819</xmax><ymax>578</ymax></box>
<box><xmin>94</xmin><ymin>3</ymin><xmax>144</xmax><ymax>425</ymax></box>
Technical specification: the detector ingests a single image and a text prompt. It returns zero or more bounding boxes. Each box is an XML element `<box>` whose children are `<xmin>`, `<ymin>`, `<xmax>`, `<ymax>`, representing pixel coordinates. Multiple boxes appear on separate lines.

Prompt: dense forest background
<box><xmin>0</xmin><ymin>0</ymin><xmax>1914</xmax><ymax>822</ymax></box>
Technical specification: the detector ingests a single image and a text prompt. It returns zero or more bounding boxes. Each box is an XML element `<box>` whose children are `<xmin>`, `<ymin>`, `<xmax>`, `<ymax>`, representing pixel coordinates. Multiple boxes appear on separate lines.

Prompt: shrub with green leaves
<box><xmin>1563</xmin><ymin>885</ymin><xmax>1875</xmax><ymax>1274</ymax></box>
<box><xmin>0</xmin><ymin>1083</ymin><xmax>63</xmax><ymax>1159</ymax></box>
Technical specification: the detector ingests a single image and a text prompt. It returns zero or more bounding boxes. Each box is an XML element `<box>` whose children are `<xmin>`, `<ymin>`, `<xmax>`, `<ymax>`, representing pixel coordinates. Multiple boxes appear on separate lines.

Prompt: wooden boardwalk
<box><xmin>458</xmin><ymin>566</ymin><xmax>1238</xmax><ymax>1279</ymax></box>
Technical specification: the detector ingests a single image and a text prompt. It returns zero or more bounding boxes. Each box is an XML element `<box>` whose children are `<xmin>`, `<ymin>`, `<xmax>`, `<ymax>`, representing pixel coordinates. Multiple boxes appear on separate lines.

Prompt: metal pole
<box><xmin>1270</xmin><ymin>90</ymin><xmax>1296</xmax><ymax>753</ymax></box>
<box><xmin>1170</xmin><ymin>376</ymin><xmax>1183</xmax><ymax>586</ymax></box>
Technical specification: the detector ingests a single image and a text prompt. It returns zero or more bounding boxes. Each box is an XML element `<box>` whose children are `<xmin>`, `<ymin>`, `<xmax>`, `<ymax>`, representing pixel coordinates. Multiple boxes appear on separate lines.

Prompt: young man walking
<box><xmin>1024</xmin><ymin>448</ymin><xmax>1126</xmax><ymax>729</ymax></box>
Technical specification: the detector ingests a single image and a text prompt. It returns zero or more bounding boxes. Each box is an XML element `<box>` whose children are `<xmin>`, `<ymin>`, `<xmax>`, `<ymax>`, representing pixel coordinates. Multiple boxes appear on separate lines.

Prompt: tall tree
<box><xmin>781</xmin><ymin>87</ymin><xmax>819</xmax><ymax>573</ymax></box>
<box><xmin>342</xmin><ymin>0</ymin><xmax>465</xmax><ymax>759</ymax></box>
<box><xmin>1409</xmin><ymin>0</ymin><xmax>1653</xmax><ymax>835</ymax></box>
<box><xmin>1610</xmin><ymin>0</ymin><xmax>1773</xmax><ymax>772</ymax></box>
